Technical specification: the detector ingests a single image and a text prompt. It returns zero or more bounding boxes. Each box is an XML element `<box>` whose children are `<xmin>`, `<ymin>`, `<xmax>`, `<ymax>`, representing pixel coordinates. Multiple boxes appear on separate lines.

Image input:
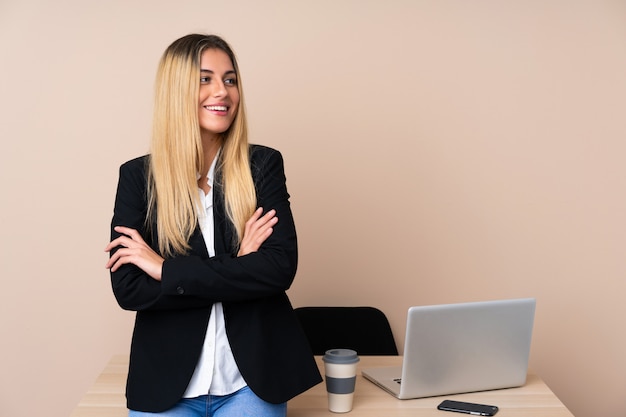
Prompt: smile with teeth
<box><xmin>205</xmin><ymin>105</ymin><xmax>228</xmax><ymax>112</ymax></box>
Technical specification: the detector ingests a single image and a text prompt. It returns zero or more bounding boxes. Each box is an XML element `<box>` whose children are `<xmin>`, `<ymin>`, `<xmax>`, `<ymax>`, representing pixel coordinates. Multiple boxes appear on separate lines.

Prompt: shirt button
<box><xmin>176</xmin><ymin>286</ymin><xmax>185</xmax><ymax>295</ymax></box>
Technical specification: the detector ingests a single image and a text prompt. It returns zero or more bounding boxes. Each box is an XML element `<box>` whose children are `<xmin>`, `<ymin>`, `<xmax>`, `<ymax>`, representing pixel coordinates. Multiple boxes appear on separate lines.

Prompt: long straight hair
<box><xmin>147</xmin><ymin>34</ymin><xmax>256</xmax><ymax>257</ymax></box>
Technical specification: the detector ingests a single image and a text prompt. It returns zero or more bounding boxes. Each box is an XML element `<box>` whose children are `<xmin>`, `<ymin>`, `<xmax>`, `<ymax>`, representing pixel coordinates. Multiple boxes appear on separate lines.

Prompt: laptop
<box><xmin>362</xmin><ymin>298</ymin><xmax>536</xmax><ymax>399</ymax></box>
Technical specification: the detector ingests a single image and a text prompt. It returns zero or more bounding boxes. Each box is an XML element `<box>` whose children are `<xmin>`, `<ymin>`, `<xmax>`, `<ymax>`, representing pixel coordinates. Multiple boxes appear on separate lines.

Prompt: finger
<box><xmin>105</xmin><ymin>237</ymin><xmax>125</xmax><ymax>252</ymax></box>
<box><xmin>105</xmin><ymin>248</ymin><xmax>126</xmax><ymax>269</ymax></box>
<box><xmin>252</xmin><ymin>207</ymin><xmax>264</xmax><ymax>219</ymax></box>
<box><xmin>245</xmin><ymin>208</ymin><xmax>264</xmax><ymax>228</ymax></box>
<box><xmin>104</xmin><ymin>236</ymin><xmax>134</xmax><ymax>252</ymax></box>
<box><xmin>255</xmin><ymin>215</ymin><xmax>278</xmax><ymax>234</ymax></box>
<box><xmin>106</xmin><ymin>244</ymin><xmax>138</xmax><ymax>264</ymax></box>
<box><xmin>257</xmin><ymin>227</ymin><xmax>274</xmax><ymax>242</ymax></box>
<box><xmin>259</xmin><ymin>209</ymin><xmax>277</xmax><ymax>223</ymax></box>
<box><xmin>108</xmin><ymin>255</ymin><xmax>132</xmax><ymax>272</ymax></box>
<box><xmin>113</xmin><ymin>226</ymin><xmax>144</xmax><ymax>242</ymax></box>
<box><xmin>104</xmin><ymin>241</ymin><xmax>138</xmax><ymax>271</ymax></box>
<box><xmin>248</xmin><ymin>209</ymin><xmax>277</xmax><ymax>232</ymax></box>
<box><xmin>248</xmin><ymin>220</ymin><xmax>277</xmax><ymax>245</ymax></box>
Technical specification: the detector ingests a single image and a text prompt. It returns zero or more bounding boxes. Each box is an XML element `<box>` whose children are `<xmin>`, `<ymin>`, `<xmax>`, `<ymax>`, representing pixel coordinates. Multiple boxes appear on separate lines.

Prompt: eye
<box><xmin>224</xmin><ymin>78</ymin><xmax>237</xmax><ymax>86</ymax></box>
<box><xmin>200</xmin><ymin>76</ymin><xmax>210</xmax><ymax>84</ymax></box>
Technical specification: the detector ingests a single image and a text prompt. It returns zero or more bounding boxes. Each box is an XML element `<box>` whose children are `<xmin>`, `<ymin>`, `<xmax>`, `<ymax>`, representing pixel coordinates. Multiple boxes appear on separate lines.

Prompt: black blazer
<box><xmin>109</xmin><ymin>145</ymin><xmax>322</xmax><ymax>412</ymax></box>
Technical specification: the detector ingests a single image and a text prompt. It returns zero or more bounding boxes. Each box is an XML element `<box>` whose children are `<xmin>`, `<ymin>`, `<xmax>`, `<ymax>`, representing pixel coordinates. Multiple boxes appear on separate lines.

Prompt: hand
<box><xmin>237</xmin><ymin>207</ymin><xmax>278</xmax><ymax>257</ymax></box>
<box><xmin>105</xmin><ymin>226</ymin><xmax>165</xmax><ymax>281</ymax></box>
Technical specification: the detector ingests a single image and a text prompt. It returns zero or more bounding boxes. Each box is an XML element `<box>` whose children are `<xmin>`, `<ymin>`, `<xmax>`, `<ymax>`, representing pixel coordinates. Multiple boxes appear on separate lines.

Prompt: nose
<box><xmin>212</xmin><ymin>80</ymin><xmax>227</xmax><ymax>98</ymax></box>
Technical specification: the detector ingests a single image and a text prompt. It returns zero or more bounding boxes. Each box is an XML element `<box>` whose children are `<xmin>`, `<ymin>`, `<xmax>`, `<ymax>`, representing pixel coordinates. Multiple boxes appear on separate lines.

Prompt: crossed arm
<box><xmin>104</xmin><ymin>207</ymin><xmax>278</xmax><ymax>281</ymax></box>
<box><xmin>105</xmin><ymin>148</ymin><xmax>297</xmax><ymax>311</ymax></box>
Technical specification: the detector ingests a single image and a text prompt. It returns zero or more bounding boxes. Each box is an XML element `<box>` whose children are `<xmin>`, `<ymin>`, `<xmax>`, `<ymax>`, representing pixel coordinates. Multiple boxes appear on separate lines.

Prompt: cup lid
<box><xmin>322</xmin><ymin>348</ymin><xmax>360</xmax><ymax>364</ymax></box>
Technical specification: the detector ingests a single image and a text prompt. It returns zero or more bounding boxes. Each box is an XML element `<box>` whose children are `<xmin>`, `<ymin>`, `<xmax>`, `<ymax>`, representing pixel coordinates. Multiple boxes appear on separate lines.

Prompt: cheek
<box><xmin>198</xmin><ymin>86</ymin><xmax>207</xmax><ymax>103</ymax></box>
<box><xmin>231</xmin><ymin>96</ymin><xmax>240</xmax><ymax>116</ymax></box>
<box><xmin>232</xmin><ymin>89</ymin><xmax>240</xmax><ymax>107</ymax></box>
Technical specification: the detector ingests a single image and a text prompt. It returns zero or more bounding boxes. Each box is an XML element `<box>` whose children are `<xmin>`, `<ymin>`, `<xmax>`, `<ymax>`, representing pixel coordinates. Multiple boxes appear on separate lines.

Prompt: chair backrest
<box><xmin>294</xmin><ymin>306</ymin><xmax>398</xmax><ymax>355</ymax></box>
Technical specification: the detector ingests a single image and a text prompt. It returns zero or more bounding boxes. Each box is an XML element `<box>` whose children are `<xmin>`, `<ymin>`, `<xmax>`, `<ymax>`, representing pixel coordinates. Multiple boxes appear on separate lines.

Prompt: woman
<box><xmin>105</xmin><ymin>34</ymin><xmax>321</xmax><ymax>416</ymax></box>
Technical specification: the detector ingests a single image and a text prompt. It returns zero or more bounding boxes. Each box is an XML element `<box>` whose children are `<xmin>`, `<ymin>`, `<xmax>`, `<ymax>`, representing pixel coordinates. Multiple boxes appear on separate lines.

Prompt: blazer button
<box><xmin>176</xmin><ymin>286</ymin><xmax>185</xmax><ymax>295</ymax></box>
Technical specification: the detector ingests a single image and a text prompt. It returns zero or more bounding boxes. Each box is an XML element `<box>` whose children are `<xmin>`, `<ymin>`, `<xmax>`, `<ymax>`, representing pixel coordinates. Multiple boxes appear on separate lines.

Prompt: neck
<box><xmin>201</xmin><ymin>135</ymin><xmax>222</xmax><ymax>177</ymax></box>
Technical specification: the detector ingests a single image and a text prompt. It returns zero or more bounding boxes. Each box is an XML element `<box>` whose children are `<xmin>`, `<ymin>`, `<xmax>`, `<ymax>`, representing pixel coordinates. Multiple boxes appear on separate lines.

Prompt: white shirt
<box><xmin>183</xmin><ymin>152</ymin><xmax>247</xmax><ymax>398</ymax></box>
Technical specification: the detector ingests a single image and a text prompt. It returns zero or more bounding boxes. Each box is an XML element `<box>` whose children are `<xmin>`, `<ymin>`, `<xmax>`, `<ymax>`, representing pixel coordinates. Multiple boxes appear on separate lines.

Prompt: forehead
<box><xmin>200</xmin><ymin>48</ymin><xmax>235</xmax><ymax>72</ymax></box>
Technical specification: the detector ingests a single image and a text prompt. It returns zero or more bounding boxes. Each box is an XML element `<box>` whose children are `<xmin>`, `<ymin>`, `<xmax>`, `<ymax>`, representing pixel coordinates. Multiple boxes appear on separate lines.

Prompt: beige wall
<box><xmin>1</xmin><ymin>1</ymin><xmax>625</xmax><ymax>416</ymax></box>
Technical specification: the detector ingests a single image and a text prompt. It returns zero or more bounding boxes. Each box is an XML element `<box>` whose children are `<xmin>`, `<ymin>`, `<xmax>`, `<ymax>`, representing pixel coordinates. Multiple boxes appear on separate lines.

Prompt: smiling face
<box><xmin>197</xmin><ymin>48</ymin><xmax>240</xmax><ymax>142</ymax></box>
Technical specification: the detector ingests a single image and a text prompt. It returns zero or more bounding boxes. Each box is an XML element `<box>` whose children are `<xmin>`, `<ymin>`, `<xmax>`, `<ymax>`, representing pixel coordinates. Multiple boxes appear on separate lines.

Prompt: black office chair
<box><xmin>294</xmin><ymin>306</ymin><xmax>398</xmax><ymax>355</ymax></box>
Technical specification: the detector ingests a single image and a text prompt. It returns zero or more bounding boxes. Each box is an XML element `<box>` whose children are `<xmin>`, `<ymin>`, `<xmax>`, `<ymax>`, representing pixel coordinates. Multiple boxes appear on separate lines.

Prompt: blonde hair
<box><xmin>147</xmin><ymin>34</ymin><xmax>256</xmax><ymax>258</ymax></box>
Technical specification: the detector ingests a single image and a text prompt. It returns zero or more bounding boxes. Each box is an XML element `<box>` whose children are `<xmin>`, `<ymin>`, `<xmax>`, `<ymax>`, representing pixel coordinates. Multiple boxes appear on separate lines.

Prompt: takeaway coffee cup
<box><xmin>322</xmin><ymin>349</ymin><xmax>360</xmax><ymax>413</ymax></box>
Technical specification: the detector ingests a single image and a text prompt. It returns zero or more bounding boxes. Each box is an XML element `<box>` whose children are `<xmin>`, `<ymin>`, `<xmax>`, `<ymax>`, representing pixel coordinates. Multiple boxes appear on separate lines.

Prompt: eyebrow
<box><xmin>200</xmin><ymin>69</ymin><xmax>236</xmax><ymax>75</ymax></box>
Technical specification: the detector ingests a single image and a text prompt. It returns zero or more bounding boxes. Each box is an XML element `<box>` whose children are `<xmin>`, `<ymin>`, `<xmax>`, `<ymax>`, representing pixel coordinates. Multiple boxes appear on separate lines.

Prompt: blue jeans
<box><xmin>128</xmin><ymin>386</ymin><xmax>287</xmax><ymax>417</ymax></box>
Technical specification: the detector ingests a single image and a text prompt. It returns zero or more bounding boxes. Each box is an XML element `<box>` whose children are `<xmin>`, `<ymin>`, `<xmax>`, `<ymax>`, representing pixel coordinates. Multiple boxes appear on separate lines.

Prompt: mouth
<box><xmin>204</xmin><ymin>105</ymin><xmax>229</xmax><ymax>112</ymax></box>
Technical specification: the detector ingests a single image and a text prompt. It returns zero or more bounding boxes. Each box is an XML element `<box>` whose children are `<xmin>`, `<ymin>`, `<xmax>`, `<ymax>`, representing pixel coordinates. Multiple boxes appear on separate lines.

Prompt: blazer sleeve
<box><xmin>160</xmin><ymin>146</ymin><xmax>299</xmax><ymax>302</ymax></box>
<box><xmin>109</xmin><ymin>156</ymin><xmax>215</xmax><ymax>311</ymax></box>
